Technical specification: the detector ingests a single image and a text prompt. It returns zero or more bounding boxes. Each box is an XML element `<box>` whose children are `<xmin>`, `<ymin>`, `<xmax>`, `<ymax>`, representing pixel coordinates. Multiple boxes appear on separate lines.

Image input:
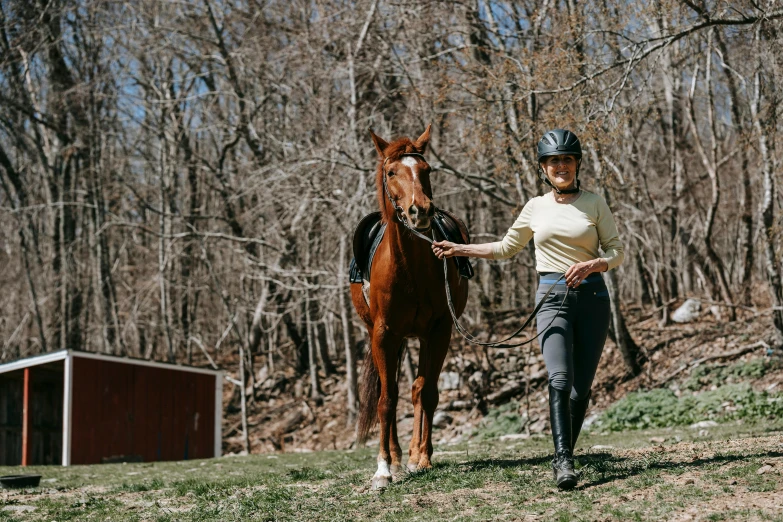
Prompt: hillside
<box><xmin>220</xmin><ymin>305</ymin><xmax>783</xmax><ymax>455</ymax></box>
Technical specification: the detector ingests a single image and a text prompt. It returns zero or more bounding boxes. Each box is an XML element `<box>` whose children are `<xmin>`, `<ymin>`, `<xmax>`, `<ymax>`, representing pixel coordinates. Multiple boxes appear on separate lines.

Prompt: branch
<box><xmin>527</xmin><ymin>10</ymin><xmax>783</xmax><ymax>97</ymax></box>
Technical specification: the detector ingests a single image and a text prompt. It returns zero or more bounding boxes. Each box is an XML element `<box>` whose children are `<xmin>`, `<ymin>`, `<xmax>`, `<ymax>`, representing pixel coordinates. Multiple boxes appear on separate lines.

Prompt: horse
<box><xmin>351</xmin><ymin>125</ymin><xmax>469</xmax><ymax>489</ymax></box>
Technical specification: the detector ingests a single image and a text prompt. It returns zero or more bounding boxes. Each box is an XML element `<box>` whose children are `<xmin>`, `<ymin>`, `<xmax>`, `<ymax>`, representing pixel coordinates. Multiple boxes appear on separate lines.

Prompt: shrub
<box><xmin>474</xmin><ymin>400</ymin><xmax>526</xmax><ymax>440</ymax></box>
<box><xmin>597</xmin><ymin>384</ymin><xmax>783</xmax><ymax>432</ymax></box>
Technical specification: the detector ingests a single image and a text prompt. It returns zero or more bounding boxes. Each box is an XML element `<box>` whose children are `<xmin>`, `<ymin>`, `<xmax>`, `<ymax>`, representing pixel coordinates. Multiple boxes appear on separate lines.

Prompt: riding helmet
<box><xmin>537</xmin><ymin>129</ymin><xmax>582</xmax><ymax>161</ymax></box>
<box><xmin>537</xmin><ymin>129</ymin><xmax>582</xmax><ymax>194</ymax></box>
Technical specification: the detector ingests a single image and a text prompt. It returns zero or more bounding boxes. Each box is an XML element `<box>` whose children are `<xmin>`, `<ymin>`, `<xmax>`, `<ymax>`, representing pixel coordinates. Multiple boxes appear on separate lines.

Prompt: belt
<box><xmin>539</xmin><ymin>273</ymin><xmax>603</xmax><ymax>285</ymax></box>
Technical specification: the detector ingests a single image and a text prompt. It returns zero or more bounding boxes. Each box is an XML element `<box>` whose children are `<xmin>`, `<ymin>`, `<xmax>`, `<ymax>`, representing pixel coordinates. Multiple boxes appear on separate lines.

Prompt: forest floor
<box><xmin>222</xmin><ymin>303</ymin><xmax>783</xmax><ymax>456</ymax></box>
<box><xmin>2</xmin><ymin>422</ymin><xmax>782</xmax><ymax>521</ymax></box>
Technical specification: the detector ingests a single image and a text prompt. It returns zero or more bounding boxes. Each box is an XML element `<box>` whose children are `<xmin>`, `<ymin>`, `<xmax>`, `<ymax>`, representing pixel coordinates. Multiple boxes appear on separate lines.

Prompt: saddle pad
<box><xmin>433</xmin><ymin>210</ymin><xmax>474</xmax><ymax>279</ymax></box>
<box><xmin>349</xmin><ymin>209</ymin><xmax>474</xmax><ymax>285</ymax></box>
<box><xmin>350</xmin><ymin>212</ymin><xmax>385</xmax><ymax>284</ymax></box>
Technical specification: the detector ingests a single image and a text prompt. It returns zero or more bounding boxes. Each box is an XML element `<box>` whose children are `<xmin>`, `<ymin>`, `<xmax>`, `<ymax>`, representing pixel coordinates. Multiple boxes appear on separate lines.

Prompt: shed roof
<box><xmin>0</xmin><ymin>349</ymin><xmax>223</xmax><ymax>376</ymax></box>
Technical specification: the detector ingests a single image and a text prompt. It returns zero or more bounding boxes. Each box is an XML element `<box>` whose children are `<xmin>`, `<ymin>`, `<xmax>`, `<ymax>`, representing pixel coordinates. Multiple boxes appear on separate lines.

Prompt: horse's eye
<box><xmin>387</xmin><ymin>170</ymin><xmax>395</xmax><ymax>177</ymax></box>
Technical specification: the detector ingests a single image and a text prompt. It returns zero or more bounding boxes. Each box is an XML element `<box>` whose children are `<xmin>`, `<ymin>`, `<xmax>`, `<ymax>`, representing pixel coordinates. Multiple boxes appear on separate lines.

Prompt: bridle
<box><xmin>382</xmin><ymin>152</ymin><xmax>434</xmax><ymax>237</ymax></box>
<box><xmin>380</xmin><ymin>153</ymin><xmax>570</xmax><ymax>349</ymax></box>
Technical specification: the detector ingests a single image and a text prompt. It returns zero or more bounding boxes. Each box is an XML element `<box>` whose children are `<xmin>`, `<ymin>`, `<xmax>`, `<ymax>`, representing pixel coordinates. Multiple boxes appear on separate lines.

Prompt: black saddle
<box><xmin>349</xmin><ymin>209</ymin><xmax>474</xmax><ymax>285</ymax></box>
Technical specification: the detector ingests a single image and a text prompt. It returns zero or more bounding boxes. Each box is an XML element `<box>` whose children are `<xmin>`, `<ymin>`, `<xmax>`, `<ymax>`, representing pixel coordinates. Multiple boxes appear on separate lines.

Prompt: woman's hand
<box><xmin>432</xmin><ymin>240</ymin><xmax>460</xmax><ymax>259</ymax></box>
<box><xmin>565</xmin><ymin>259</ymin><xmax>606</xmax><ymax>287</ymax></box>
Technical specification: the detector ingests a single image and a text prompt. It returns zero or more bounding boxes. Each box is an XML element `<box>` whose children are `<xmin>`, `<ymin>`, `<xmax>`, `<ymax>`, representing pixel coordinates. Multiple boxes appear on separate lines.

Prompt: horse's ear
<box><xmin>369</xmin><ymin>130</ymin><xmax>389</xmax><ymax>159</ymax></box>
<box><xmin>413</xmin><ymin>123</ymin><xmax>432</xmax><ymax>153</ymax></box>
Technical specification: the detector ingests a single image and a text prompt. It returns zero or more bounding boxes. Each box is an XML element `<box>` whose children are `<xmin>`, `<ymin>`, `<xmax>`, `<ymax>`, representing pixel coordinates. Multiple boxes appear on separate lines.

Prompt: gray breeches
<box><xmin>535</xmin><ymin>273</ymin><xmax>611</xmax><ymax>402</ymax></box>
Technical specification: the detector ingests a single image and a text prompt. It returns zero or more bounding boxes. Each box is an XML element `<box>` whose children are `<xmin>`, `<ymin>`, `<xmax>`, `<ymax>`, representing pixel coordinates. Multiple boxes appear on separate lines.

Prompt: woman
<box><xmin>432</xmin><ymin>129</ymin><xmax>624</xmax><ymax>490</ymax></box>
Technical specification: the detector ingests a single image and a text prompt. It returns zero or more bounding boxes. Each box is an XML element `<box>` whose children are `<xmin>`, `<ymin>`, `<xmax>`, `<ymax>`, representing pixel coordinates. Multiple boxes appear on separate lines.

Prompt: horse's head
<box><xmin>370</xmin><ymin>125</ymin><xmax>434</xmax><ymax>231</ymax></box>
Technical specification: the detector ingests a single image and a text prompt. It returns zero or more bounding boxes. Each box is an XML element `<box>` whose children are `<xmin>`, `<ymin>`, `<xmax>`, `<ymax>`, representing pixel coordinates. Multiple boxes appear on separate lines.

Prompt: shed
<box><xmin>0</xmin><ymin>350</ymin><xmax>223</xmax><ymax>466</ymax></box>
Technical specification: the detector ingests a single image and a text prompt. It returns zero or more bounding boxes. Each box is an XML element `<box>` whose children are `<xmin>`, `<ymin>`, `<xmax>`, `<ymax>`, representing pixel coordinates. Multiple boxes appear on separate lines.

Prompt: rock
<box><xmin>439</xmin><ymin>372</ymin><xmax>461</xmax><ymax>390</ymax></box>
<box><xmin>583</xmin><ymin>413</ymin><xmax>599</xmax><ymax>429</ymax></box>
<box><xmin>499</xmin><ymin>433</ymin><xmax>530</xmax><ymax>441</ymax></box>
<box><xmin>442</xmin><ymin>399</ymin><xmax>476</xmax><ymax>411</ymax></box>
<box><xmin>690</xmin><ymin>420</ymin><xmax>718</xmax><ymax>429</ymax></box>
<box><xmin>671</xmin><ymin>299</ymin><xmax>701</xmax><ymax>323</ymax></box>
<box><xmin>468</xmin><ymin>371</ymin><xmax>483</xmax><ymax>385</ymax></box>
<box><xmin>433</xmin><ymin>410</ymin><xmax>453</xmax><ymax>428</ymax></box>
<box><xmin>528</xmin><ymin>418</ymin><xmax>547</xmax><ymax>433</ymax></box>
<box><xmin>257</xmin><ymin>365</ymin><xmax>269</xmax><ymax>384</ymax></box>
<box><xmin>649</xmin><ymin>437</ymin><xmax>666</xmax><ymax>444</ymax></box>
<box><xmin>2</xmin><ymin>506</ymin><xmax>36</xmax><ymax>513</ymax></box>
<box><xmin>757</xmin><ymin>465</ymin><xmax>773</xmax><ymax>475</ymax></box>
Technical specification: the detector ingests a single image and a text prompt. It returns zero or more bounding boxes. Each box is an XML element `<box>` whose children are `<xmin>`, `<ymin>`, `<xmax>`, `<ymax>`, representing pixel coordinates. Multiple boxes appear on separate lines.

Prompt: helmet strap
<box><xmin>538</xmin><ymin>159</ymin><xmax>581</xmax><ymax>195</ymax></box>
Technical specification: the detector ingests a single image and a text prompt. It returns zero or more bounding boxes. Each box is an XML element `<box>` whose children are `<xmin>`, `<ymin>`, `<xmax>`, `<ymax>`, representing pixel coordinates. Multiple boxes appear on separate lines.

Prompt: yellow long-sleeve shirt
<box><xmin>492</xmin><ymin>190</ymin><xmax>624</xmax><ymax>273</ymax></box>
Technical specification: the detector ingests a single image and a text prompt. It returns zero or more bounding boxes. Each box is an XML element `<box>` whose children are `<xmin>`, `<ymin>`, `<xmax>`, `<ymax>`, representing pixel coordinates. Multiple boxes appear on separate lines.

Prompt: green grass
<box><xmin>1</xmin><ymin>420</ymin><xmax>782</xmax><ymax>521</ymax></box>
<box><xmin>474</xmin><ymin>400</ymin><xmax>527</xmax><ymax>440</ymax></box>
<box><xmin>596</xmin><ymin>384</ymin><xmax>783</xmax><ymax>431</ymax></box>
<box><xmin>685</xmin><ymin>358</ymin><xmax>780</xmax><ymax>391</ymax></box>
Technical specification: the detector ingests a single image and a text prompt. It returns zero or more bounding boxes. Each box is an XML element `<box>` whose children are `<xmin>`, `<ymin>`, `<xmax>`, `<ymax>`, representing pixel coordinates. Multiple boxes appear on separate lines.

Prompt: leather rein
<box><xmin>381</xmin><ymin>153</ymin><xmax>570</xmax><ymax>349</ymax></box>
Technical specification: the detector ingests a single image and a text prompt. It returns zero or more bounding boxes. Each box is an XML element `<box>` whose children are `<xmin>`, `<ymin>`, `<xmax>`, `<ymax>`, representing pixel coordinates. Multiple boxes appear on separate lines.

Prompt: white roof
<box><xmin>0</xmin><ymin>349</ymin><xmax>222</xmax><ymax>376</ymax></box>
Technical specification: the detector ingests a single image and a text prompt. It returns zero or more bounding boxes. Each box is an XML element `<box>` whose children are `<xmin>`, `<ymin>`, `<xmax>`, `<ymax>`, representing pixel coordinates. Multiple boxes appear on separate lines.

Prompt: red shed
<box><xmin>0</xmin><ymin>350</ymin><xmax>223</xmax><ymax>466</ymax></box>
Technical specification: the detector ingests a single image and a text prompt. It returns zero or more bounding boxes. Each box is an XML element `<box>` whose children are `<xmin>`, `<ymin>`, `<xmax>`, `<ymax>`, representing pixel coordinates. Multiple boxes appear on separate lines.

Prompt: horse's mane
<box><xmin>375</xmin><ymin>137</ymin><xmax>423</xmax><ymax>222</ymax></box>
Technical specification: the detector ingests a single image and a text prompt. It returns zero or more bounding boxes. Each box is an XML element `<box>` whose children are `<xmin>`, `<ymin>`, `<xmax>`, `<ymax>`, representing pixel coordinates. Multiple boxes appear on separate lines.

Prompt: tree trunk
<box><xmin>606</xmin><ymin>270</ymin><xmax>644</xmax><ymax>376</ymax></box>
<box><xmin>589</xmin><ymin>147</ymin><xmax>644</xmax><ymax>376</ymax></box>
<box><xmin>751</xmin><ymin>29</ymin><xmax>783</xmax><ymax>344</ymax></box>
<box><xmin>305</xmin><ymin>294</ymin><xmax>322</xmax><ymax>401</ymax></box>
<box><xmin>338</xmin><ymin>236</ymin><xmax>358</xmax><ymax>424</ymax></box>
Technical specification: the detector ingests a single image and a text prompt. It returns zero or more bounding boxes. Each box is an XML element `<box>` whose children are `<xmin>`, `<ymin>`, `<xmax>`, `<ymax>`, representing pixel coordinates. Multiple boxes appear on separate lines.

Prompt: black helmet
<box><xmin>536</xmin><ymin>129</ymin><xmax>582</xmax><ymax>194</ymax></box>
<box><xmin>537</xmin><ymin>129</ymin><xmax>582</xmax><ymax>161</ymax></box>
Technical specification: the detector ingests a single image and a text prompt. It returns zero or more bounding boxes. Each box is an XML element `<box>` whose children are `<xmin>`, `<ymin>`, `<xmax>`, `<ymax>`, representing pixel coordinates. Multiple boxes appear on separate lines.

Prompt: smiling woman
<box><xmin>432</xmin><ymin>129</ymin><xmax>624</xmax><ymax>490</ymax></box>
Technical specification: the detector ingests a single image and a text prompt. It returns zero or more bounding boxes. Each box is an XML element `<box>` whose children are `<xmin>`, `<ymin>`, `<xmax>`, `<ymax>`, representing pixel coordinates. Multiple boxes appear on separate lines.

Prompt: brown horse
<box><xmin>352</xmin><ymin>125</ymin><xmax>469</xmax><ymax>489</ymax></box>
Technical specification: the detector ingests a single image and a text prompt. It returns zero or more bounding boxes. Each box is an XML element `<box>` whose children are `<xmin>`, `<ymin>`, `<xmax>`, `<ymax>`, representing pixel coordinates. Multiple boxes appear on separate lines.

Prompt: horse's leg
<box><xmin>407</xmin><ymin>338</ymin><xmax>427</xmax><ymax>471</ymax></box>
<box><xmin>371</xmin><ymin>325</ymin><xmax>402</xmax><ymax>489</ymax></box>
<box><xmin>389</xmin><ymin>415</ymin><xmax>403</xmax><ymax>474</ymax></box>
<box><xmin>389</xmin><ymin>340</ymin><xmax>407</xmax><ymax>474</ymax></box>
<box><xmin>416</xmin><ymin>319</ymin><xmax>451</xmax><ymax>470</ymax></box>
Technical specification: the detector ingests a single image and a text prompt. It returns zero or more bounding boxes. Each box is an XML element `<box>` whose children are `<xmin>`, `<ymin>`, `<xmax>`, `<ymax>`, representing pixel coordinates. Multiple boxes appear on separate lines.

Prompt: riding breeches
<box><xmin>535</xmin><ymin>272</ymin><xmax>611</xmax><ymax>402</ymax></box>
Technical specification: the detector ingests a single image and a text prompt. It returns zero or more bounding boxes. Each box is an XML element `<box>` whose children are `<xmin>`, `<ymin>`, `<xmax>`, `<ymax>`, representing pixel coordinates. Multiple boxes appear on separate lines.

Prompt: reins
<box><xmin>382</xmin><ymin>153</ymin><xmax>571</xmax><ymax>349</ymax></box>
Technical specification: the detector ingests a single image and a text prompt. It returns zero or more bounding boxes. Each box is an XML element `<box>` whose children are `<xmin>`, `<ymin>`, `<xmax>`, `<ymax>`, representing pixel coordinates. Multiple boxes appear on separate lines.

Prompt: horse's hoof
<box><xmin>372</xmin><ymin>476</ymin><xmax>392</xmax><ymax>490</ymax></box>
<box><xmin>390</xmin><ymin>464</ymin><xmax>401</xmax><ymax>474</ymax></box>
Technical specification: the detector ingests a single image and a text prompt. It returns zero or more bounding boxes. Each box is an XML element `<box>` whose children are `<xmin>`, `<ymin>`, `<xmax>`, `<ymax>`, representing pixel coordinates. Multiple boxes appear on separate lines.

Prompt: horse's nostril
<box><xmin>408</xmin><ymin>205</ymin><xmax>418</xmax><ymax>217</ymax></box>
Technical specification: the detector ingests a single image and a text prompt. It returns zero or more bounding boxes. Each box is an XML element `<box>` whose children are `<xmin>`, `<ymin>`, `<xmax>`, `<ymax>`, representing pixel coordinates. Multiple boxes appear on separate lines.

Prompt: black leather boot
<box><xmin>549</xmin><ymin>385</ymin><xmax>577</xmax><ymax>490</ymax></box>
<box><xmin>571</xmin><ymin>390</ymin><xmax>592</xmax><ymax>452</ymax></box>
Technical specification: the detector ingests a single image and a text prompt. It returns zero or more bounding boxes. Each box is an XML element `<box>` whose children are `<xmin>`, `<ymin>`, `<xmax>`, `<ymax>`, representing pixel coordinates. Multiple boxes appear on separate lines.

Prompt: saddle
<box><xmin>349</xmin><ymin>210</ymin><xmax>474</xmax><ymax>297</ymax></box>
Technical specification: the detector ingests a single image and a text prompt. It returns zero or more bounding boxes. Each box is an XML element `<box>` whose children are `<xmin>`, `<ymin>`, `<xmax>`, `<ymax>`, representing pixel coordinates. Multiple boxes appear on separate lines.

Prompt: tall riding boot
<box><xmin>571</xmin><ymin>390</ymin><xmax>592</xmax><ymax>452</ymax></box>
<box><xmin>549</xmin><ymin>385</ymin><xmax>577</xmax><ymax>490</ymax></box>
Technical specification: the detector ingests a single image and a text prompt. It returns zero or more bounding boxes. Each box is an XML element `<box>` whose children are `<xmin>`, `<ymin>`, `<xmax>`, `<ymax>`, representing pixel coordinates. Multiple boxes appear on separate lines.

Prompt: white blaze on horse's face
<box><xmin>401</xmin><ymin>156</ymin><xmax>418</xmax><ymax>180</ymax></box>
<box><xmin>401</xmin><ymin>156</ymin><xmax>419</xmax><ymax>206</ymax></box>
<box><xmin>393</xmin><ymin>155</ymin><xmax>433</xmax><ymax>231</ymax></box>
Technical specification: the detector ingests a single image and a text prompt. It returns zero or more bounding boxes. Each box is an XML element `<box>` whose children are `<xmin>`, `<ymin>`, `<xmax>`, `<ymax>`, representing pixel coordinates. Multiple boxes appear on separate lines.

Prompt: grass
<box><xmin>685</xmin><ymin>358</ymin><xmax>781</xmax><ymax>391</ymax></box>
<box><xmin>595</xmin><ymin>384</ymin><xmax>783</xmax><ymax>431</ymax></box>
<box><xmin>1</xmin><ymin>420</ymin><xmax>782</xmax><ymax>521</ymax></box>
